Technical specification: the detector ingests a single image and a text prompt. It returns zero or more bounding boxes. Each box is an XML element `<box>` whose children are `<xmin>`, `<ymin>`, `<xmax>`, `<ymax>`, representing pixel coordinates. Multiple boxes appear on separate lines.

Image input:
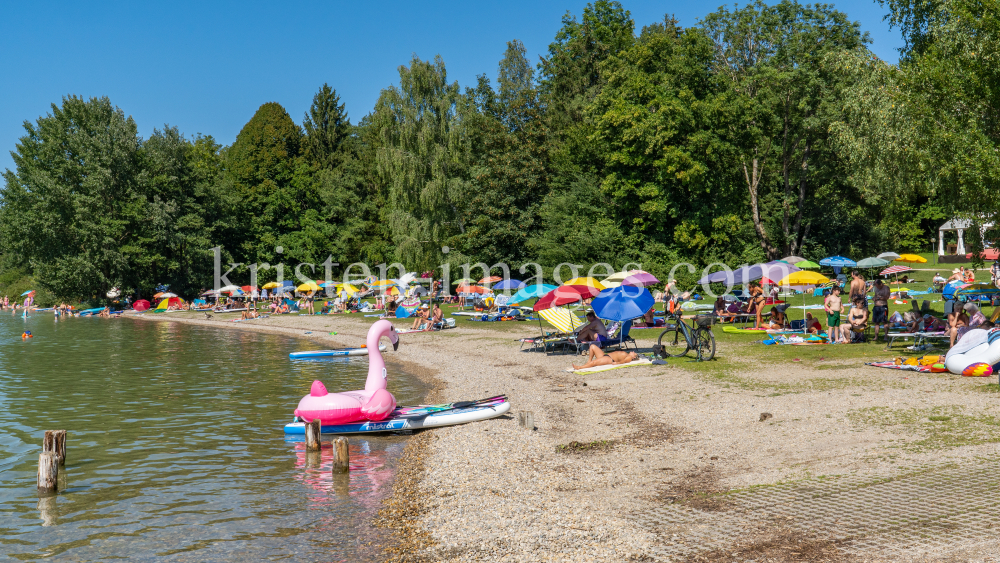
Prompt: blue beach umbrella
<box><xmin>492</xmin><ymin>279</ymin><xmax>525</xmax><ymax>291</ymax></box>
<box><xmin>20</xmin><ymin>290</ymin><xmax>34</xmax><ymax>296</ymax></box>
<box><xmin>819</xmin><ymin>256</ymin><xmax>857</xmax><ymax>268</ymax></box>
<box><xmin>591</xmin><ymin>286</ymin><xmax>654</xmax><ymax>322</ymax></box>
<box><xmin>509</xmin><ymin>284</ymin><xmax>557</xmax><ymax>305</ymax></box>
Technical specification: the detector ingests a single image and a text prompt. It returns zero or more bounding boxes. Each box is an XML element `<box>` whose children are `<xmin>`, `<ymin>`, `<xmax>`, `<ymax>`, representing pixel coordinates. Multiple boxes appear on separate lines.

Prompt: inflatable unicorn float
<box><xmin>294</xmin><ymin>319</ymin><xmax>399</xmax><ymax>424</ymax></box>
<box><xmin>945</xmin><ymin>327</ymin><xmax>1000</xmax><ymax>377</ymax></box>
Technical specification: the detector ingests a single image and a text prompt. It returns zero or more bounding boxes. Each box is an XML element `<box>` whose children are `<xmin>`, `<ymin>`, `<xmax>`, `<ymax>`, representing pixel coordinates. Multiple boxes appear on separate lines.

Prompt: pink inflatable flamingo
<box><xmin>294</xmin><ymin>320</ymin><xmax>399</xmax><ymax>424</ymax></box>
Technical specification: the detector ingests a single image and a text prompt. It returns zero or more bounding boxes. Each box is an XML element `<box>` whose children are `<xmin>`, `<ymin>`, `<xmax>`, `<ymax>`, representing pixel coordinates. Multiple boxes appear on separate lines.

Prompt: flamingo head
<box><xmin>388</xmin><ymin>324</ymin><xmax>399</xmax><ymax>351</ymax></box>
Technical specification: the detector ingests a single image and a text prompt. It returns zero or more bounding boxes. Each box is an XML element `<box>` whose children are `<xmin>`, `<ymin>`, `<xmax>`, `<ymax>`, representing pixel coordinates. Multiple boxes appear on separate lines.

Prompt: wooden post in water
<box><xmin>304</xmin><ymin>420</ymin><xmax>321</xmax><ymax>452</ymax></box>
<box><xmin>37</xmin><ymin>452</ymin><xmax>58</xmax><ymax>495</ymax></box>
<box><xmin>332</xmin><ymin>437</ymin><xmax>349</xmax><ymax>474</ymax></box>
<box><xmin>43</xmin><ymin>430</ymin><xmax>67</xmax><ymax>466</ymax></box>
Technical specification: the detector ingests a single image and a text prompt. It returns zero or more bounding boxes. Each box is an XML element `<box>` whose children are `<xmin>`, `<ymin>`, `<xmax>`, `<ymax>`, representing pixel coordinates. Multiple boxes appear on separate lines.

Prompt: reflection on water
<box><xmin>0</xmin><ymin>314</ymin><xmax>424</xmax><ymax>561</ymax></box>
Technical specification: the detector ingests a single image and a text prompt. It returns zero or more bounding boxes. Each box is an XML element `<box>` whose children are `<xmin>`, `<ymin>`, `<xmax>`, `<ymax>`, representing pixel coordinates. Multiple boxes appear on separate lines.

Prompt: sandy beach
<box><xmin>134</xmin><ymin>310</ymin><xmax>1000</xmax><ymax>562</ymax></box>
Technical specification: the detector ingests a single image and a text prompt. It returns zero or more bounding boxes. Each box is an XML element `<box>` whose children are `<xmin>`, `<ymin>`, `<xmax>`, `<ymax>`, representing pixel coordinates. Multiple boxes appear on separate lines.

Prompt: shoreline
<box><xmin>132</xmin><ymin>309</ymin><xmax>1000</xmax><ymax>561</ymax></box>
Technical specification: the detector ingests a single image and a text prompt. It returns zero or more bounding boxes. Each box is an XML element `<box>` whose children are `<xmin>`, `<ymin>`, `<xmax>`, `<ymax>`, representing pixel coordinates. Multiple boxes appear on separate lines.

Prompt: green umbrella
<box><xmin>796</xmin><ymin>260</ymin><xmax>821</xmax><ymax>269</ymax></box>
<box><xmin>857</xmin><ymin>257</ymin><xmax>890</xmax><ymax>268</ymax></box>
<box><xmin>451</xmin><ymin>278</ymin><xmax>474</xmax><ymax>285</ymax></box>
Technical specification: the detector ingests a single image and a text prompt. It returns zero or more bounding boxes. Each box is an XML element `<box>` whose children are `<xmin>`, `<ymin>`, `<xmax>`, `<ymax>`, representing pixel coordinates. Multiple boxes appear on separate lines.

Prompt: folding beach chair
<box><xmin>537</xmin><ymin>307</ymin><xmax>585</xmax><ymax>354</ymax></box>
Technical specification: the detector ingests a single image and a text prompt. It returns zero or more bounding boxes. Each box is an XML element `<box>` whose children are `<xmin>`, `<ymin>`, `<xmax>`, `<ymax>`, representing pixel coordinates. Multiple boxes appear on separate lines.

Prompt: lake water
<box><xmin>0</xmin><ymin>313</ymin><xmax>426</xmax><ymax>561</ymax></box>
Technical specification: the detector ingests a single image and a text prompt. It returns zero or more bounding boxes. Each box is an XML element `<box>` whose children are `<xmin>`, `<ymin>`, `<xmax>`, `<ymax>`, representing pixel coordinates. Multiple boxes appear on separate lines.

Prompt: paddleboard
<box><xmin>284</xmin><ymin>397</ymin><xmax>509</xmax><ymax>436</ymax></box>
<box><xmin>289</xmin><ymin>344</ymin><xmax>386</xmax><ymax>359</ymax></box>
<box><xmin>722</xmin><ymin>325</ymin><xmax>803</xmax><ymax>335</ymax></box>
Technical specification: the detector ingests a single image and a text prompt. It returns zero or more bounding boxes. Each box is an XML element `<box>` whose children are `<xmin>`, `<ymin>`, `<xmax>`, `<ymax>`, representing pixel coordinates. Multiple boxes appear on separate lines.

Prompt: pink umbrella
<box><xmin>621</xmin><ymin>272</ymin><xmax>660</xmax><ymax>287</ymax></box>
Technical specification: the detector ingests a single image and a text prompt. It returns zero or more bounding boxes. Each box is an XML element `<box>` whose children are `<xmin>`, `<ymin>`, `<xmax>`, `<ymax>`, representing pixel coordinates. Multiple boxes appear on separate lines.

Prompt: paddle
<box><xmin>394</xmin><ymin>395</ymin><xmax>508</xmax><ymax>419</ymax></box>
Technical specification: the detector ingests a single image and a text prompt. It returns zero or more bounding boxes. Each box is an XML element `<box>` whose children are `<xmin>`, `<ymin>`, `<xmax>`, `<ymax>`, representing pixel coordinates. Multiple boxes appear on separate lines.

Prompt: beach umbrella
<box><xmin>492</xmin><ymin>279</ymin><xmax>525</xmax><ymax>291</ymax></box>
<box><xmin>509</xmin><ymin>284</ymin><xmax>558</xmax><ymax>305</ymax></box>
<box><xmin>621</xmin><ymin>272</ymin><xmax>660</xmax><ymax>287</ymax></box>
<box><xmin>591</xmin><ymin>286</ymin><xmax>654</xmax><ymax>322</ymax></box>
<box><xmin>819</xmin><ymin>256</ymin><xmax>857</xmax><ymax>268</ymax></box>
<box><xmin>451</xmin><ymin>278</ymin><xmax>475</xmax><ymax>285</ymax></box>
<box><xmin>153</xmin><ymin>292</ymin><xmax>165</xmax><ymax>299</ymax></box>
<box><xmin>857</xmin><ymin>257</ymin><xmax>890</xmax><ymax>268</ymax></box>
<box><xmin>795</xmin><ymin>260</ymin><xmax>821</xmax><ymax>269</ymax></box>
<box><xmin>895</xmin><ymin>254</ymin><xmax>927</xmax><ymax>263</ymax></box>
<box><xmin>133</xmin><ymin>299</ymin><xmax>151</xmax><ymax>312</ymax></box>
<box><xmin>878</xmin><ymin>252</ymin><xmax>902</xmax><ymax>260</ymax></box>
<box><xmin>382</xmin><ymin>286</ymin><xmax>400</xmax><ymax>296</ymax></box>
<box><xmin>159</xmin><ymin>292</ymin><xmax>178</xmax><ymax>298</ymax></box>
<box><xmin>335</xmin><ymin>283</ymin><xmax>359</xmax><ymax>294</ymax></box>
<box><xmin>781</xmin><ymin>256</ymin><xmax>807</xmax><ymax>264</ymax></box>
<box><xmin>456</xmin><ymin>284</ymin><xmax>487</xmax><ymax>294</ymax></box>
<box><xmin>880</xmin><ymin>265</ymin><xmax>912</xmax><ymax>276</ymax></box>
<box><xmin>20</xmin><ymin>290</ymin><xmax>35</xmax><ymax>297</ymax></box>
<box><xmin>777</xmin><ymin>271</ymin><xmax>830</xmax><ymax>286</ymax></box>
<box><xmin>532</xmin><ymin>285</ymin><xmax>602</xmax><ymax>312</ymax></box>
<box><xmin>297</xmin><ymin>282</ymin><xmax>321</xmax><ymax>292</ymax></box>
<box><xmin>477</xmin><ymin>276</ymin><xmax>503</xmax><ymax>284</ymax></box>
<box><xmin>240</xmin><ymin>285</ymin><xmax>257</xmax><ymax>292</ymax></box>
<box><xmin>562</xmin><ymin>277</ymin><xmax>606</xmax><ymax>290</ymax></box>
<box><xmin>262</xmin><ymin>282</ymin><xmax>282</xmax><ymax>290</ymax></box>
<box><xmin>218</xmin><ymin>285</ymin><xmax>241</xmax><ymax>293</ymax></box>
<box><xmin>371</xmin><ymin>279</ymin><xmax>397</xmax><ymax>289</ymax></box>
<box><xmin>201</xmin><ymin>289</ymin><xmax>220</xmax><ymax>296</ymax></box>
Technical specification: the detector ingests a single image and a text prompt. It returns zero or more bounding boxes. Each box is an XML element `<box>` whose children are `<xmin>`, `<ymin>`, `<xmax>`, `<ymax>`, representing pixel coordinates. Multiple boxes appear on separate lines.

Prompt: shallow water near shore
<box><xmin>0</xmin><ymin>313</ymin><xmax>425</xmax><ymax>561</ymax></box>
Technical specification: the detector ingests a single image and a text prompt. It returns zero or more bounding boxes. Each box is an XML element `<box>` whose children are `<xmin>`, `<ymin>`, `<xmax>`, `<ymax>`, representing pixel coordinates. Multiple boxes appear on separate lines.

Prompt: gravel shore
<box><xmin>134</xmin><ymin>310</ymin><xmax>1000</xmax><ymax>562</ymax></box>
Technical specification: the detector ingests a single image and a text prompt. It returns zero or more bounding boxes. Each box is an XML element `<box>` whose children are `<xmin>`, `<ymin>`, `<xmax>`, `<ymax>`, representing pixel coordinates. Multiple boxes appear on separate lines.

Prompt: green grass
<box><xmin>848</xmin><ymin>405</ymin><xmax>1000</xmax><ymax>452</ymax></box>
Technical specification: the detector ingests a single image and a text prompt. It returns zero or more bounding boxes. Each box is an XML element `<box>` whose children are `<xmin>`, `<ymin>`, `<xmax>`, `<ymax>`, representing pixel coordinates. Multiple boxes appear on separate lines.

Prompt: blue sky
<box><xmin>0</xmin><ymin>1</ymin><xmax>903</xmax><ymax>174</ymax></box>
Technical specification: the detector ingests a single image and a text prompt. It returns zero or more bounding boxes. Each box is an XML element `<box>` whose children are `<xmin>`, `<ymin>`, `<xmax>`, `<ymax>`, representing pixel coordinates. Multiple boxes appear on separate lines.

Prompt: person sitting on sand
<box><xmin>572</xmin><ymin>346</ymin><xmax>639</xmax><ymax>370</ymax></box>
<box><xmin>277</xmin><ymin>302</ymin><xmax>290</xmax><ymax>314</ymax></box>
<box><xmin>576</xmin><ymin>311</ymin><xmax>608</xmax><ymax>342</ymax></box>
<box><xmin>804</xmin><ymin>312</ymin><xmax>822</xmax><ymax>334</ymax></box>
<box><xmin>412</xmin><ymin>304</ymin><xmax>429</xmax><ymax>330</ymax></box>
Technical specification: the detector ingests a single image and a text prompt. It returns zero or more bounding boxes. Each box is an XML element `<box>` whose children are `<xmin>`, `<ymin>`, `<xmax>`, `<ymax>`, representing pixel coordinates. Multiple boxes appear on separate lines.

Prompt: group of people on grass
<box><xmin>819</xmin><ymin>270</ymin><xmax>995</xmax><ymax>347</ymax></box>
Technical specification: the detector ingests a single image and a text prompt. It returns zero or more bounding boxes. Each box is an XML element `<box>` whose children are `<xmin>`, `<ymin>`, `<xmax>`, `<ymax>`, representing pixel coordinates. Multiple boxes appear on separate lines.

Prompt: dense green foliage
<box><xmin>2</xmin><ymin>0</ymin><xmax>997</xmax><ymax>300</ymax></box>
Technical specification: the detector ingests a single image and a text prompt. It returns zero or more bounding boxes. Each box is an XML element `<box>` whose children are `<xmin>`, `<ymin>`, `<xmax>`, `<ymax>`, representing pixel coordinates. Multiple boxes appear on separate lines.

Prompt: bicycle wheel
<box><xmin>694</xmin><ymin>328</ymin><xmax>716</xmax><ymax>361</ymax></box>
<box><xmin>657</xmin><ymin>326</ymin><xmax>690</xmax><ymax>357</ymax></box>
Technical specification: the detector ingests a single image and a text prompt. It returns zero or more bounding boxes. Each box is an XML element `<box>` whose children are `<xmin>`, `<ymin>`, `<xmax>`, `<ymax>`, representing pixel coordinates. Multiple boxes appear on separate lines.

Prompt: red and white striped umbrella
<box><xmin>880</xmin><ymin>265</ymin><xmax>912</xmax><ymax>275</ymax></box>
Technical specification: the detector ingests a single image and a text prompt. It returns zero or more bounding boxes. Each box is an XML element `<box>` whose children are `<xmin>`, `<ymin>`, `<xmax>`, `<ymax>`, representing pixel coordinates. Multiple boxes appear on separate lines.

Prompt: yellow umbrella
<box><xmin>262</xmin><ymin>282</ymin><xmax>281</xmax><ymax>289</ymax></box>
<box><xmin>563</xmin><ymin>277</ymin><xmax>606</xmax><ymax>290</ymax></box>
<box><xmin>335</xmin><ymin>283</ymin><xmax>359</xmax><ymax>294</ymax></box>
<box><xmin>382</xmin><ymin>286</ymin><xmax>400</xmax><ymax>296</ymax></box>
<box><xmin>297</xmin><ymin>282</ymin><xmax>321</xmax><ymax>292</ymax></box>
<box><xmin>895</xmin><ymin>254</ymin><xmax>927</xmax><ymax>263</ymax></box>
<box><xmin>371</xmin><ymin>280</ymin><xmax>396</xmax><ymax>289</ymax></box>
<box><xmin>777</xmin><ymin>271</ymin><xmax>830</xmax><ymax>285</ymax></box>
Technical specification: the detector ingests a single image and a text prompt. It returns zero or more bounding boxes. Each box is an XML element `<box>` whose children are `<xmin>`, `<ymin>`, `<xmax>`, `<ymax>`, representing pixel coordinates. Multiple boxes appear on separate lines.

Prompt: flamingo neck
<box><xmin>365</xmin><ymin>326</ymin><xmax>388</xmax><ymax>392</ymax></box>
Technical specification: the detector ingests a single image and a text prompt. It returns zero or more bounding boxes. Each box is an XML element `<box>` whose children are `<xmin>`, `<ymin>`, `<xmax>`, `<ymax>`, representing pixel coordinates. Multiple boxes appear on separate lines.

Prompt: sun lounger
<box><xmin>884</xmin><ymin>331</ymin><xmax>949</xmax><ymax>351</ymax></box>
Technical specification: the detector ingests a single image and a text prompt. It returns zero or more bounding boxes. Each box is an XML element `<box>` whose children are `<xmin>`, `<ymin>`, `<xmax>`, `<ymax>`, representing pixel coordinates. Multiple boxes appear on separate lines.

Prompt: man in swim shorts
<box><xmin>871</xmin><ymin>279</ymin><xmax>891</xmax><ymax>342</ymax></box>
<box><xmin>572</xmin><ymin>345</ymin><xmax>638</xmax><ymax>370</ymax></box>
<box><xmin>825</xmin><ymin>286</ymin><xmax>843</xmax><ymax>343</ymax></box>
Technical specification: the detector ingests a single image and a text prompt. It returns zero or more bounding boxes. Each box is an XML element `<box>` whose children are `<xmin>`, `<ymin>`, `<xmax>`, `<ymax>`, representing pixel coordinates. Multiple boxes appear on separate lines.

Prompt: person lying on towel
<box><xmin>572</xmin><ymin>346</ymin><xmax>639</xmax><ymax>370</ymax></box>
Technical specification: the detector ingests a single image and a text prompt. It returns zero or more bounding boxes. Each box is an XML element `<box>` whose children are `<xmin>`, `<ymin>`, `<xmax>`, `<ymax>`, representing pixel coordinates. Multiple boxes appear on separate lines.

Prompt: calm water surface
<box><xmin>0</xmin><ymin>313</ymin><xmax>425</xmax><ymax>561</ymax></box>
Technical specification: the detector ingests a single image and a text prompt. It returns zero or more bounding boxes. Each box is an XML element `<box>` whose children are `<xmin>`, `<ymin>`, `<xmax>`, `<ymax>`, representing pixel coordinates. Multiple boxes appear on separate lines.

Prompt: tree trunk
<box><xmin>744</xmin><ymin>158</ymin><xmax>778</xmax><ymax>259</ymax></box>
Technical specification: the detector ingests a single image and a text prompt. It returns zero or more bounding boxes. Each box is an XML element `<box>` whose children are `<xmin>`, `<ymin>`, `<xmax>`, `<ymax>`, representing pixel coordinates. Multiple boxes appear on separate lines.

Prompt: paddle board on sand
<box><xmin>284</xmin><ymin>396</ymin><xmax>510</xmax><ymax>436</ymax></box>
<box><xmin>289</xmin><ymin>344</ymin><xmax>386</xmax><ymax>359</ymax></box>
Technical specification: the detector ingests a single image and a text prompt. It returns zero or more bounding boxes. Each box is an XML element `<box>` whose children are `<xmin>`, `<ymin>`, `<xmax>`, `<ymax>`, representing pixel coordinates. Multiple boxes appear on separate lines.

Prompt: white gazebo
<box><xmin>938</xmin><ymin>218</ymin><xmax>994</xmax><ymax>255</ymax></box>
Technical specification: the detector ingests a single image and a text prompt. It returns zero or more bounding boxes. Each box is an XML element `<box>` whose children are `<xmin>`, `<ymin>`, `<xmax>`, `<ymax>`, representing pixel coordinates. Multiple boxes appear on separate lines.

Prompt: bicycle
<box><xmin>653</xmin><ymin>312</ymin><xmax>716</xmax><ymax>361</ymax></box>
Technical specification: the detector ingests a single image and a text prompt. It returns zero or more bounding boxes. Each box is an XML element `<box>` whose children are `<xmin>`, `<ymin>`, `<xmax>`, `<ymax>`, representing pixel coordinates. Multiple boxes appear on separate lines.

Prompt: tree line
<box><xmin>2</xmin><ymin>0</ymin><xmax>996</xmax><ymax>301</ymax></box>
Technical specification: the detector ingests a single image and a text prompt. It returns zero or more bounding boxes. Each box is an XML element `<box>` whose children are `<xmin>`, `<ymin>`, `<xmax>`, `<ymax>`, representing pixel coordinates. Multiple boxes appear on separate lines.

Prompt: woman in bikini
<box><xmin>572</xmin><ymin>346</ymin><xmax>639</xmax><ymax>370</ymax></box>
<box><xmin>748</xmin><ymin>282</ymin><xmax>766</xmax><ymax>328</ymax></box>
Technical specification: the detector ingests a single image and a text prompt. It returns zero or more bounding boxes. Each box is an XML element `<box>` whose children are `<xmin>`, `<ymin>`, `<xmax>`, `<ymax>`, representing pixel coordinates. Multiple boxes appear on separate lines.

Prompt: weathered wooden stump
<box><xmin>37</xmin><ymin>452</ymin><xmax>58</xmax><ymax>495</ymax></box>
<box><xmin>518</xmin><ymin>411</ymin><xmax>534</xmax><ymax>430</ymax></box>
<box><xmin>304</xmin><ymin>419</ymin><xmax>321</xmax><ymax>452</ymax></box>
<box><xmin>332</xmin><ymin>437</ymin><xmax>349</xmax><ymax>474</ymax></box>
<box><xmin>43</xmin><ymin>430</ymin><xmax>66</xmax><ymax>466</ymax></box>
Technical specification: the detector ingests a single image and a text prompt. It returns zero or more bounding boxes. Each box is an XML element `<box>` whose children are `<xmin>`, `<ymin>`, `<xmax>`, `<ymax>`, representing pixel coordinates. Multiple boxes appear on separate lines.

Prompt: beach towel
<box><xmin>566</xmin><ymin>357</ymin><xmax>654</xmax><ymax>374</ymax></box>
